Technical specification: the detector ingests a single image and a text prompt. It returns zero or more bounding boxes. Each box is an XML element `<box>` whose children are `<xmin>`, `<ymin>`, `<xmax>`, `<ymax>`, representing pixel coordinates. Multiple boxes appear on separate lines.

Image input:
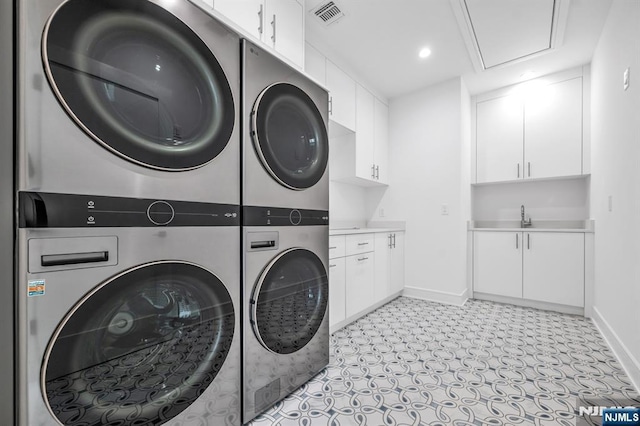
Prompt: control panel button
<box><xmin>289</xmin><ymin>209</ymin><xmax>302</xmax><ymax>225</ymax></box>
<box><xmin>147</xmin><ymin>201</ymin><xmax>175</xmax><ymax>225</ymax></box>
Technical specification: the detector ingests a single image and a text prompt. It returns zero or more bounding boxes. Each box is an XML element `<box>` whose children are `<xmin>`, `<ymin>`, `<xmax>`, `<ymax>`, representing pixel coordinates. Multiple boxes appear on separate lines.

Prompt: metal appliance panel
<box><xmin>17</xmin><ymin>0</ymin><xmax>240</xmax><ymax>204</ymax></box>
<box><xmin>17</xmin><ymin>226</ymin><xmax>241</xmax><ymax>425</ymax></box>
<box><xmin>242</xmin><ymin>40</ymin><xmax>329</xmax><ymax>210</ymax></box>
<box><xmin>242</xmin><ymin>225</ymin><xmax>329</xmax><ymax>422</ymax></box>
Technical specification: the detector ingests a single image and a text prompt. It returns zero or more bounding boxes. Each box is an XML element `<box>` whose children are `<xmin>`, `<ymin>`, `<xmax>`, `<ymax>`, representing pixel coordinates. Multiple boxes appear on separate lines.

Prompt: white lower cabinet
<box><xmin>345</xmin><ymin>253</ymin><xmax>374</xmax><ymax>317</ymax></box>
<box><xmin>473</xmin><ymin>231</ymin><xmax>523</xmax><ymax>298</ymax></box>
<box><xmin>328</xmin><ymin>257</ymin><xmax>346</xmax><ymax>326</ymax></box>
<box><xmin>473</xmin><ymin>231</ymin><xmax>585</xmax><ymax>307</ymax></box>
<box><xmin>523</xmin><ymin>232</ymin><xmax>584</xmax><ymax>307</ymax></box>
<box><xmin>329</xmin><ymin>231</ymin><xmax>405</xmax><ymax>331</ymax></box>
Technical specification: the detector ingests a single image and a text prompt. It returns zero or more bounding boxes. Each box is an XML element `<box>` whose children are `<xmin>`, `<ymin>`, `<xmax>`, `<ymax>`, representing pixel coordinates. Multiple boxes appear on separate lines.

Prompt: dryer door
<box><xmin>251</xmin><ymin>248</ymin><xmax>328</xmax><ymax>354</ymax></box>
<box><xmin>251</xmin><ymin>83</ymin><xmax>329</xmax><ymax>190</ymax></box>
<box><xmin>42</xmin><ymin>261</ymin><xmax>235</xmax><ymax>425</ymax></box>
<box><xmin>43</xmin><ymin>0</ymin><xmax>235</xmax><ymax>170</ymax></box>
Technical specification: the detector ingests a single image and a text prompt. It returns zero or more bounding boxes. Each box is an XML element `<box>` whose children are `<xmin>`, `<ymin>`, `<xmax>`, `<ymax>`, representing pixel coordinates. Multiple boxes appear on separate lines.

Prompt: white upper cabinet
<box><xmin>524</xmin><ymin>77</ymin><xmax>583</xmax><ymax>179</ymax></box>
<box><xmin>374</xmin><ymin>98</ymin><xmax>389</xmax><ymax>185</ymax></box>
<box><xmin>355</xmin><ymin>84</ymin><xmax>375</xmax><ymax>180</ymax></box>
<box><xmin>214</xmin><ymin>0</ymin><xmax>304</xmax><ymax>68</ymax></box>
<box><xmin>326</xmin><ymin>60</ymin><xmax>356</xmax><ymax>131</ymax></box>
<box><xmin>264</xmin><ymin>0</ymin><xmax>303</xmax><ymax>67</ymax></box>
<box><xmin>474</xmin><ymin>70</ymin><xmax>586</xmax><ymax>184</ymax></box>
<box><xmin>214</xmin><ymin>0</ymin><xmax>264</xmax><ymax>39</ymax></box>
<box><xmin>476</xmin><ymin>95</ymin><xmax>524</xmax><ymax>183</ymax></box>
<box><xmin>304</xmin><ymin>42</ymin><xmax>326</xmax><ymax>84</ymax></box>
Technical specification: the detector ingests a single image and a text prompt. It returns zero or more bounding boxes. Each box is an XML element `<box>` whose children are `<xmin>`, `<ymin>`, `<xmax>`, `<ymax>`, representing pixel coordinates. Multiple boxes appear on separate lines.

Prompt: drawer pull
<box><xmin>357</xmin><ymin>242</ymin><xmax>369</xmax><ymax>246</ymax></box>
<box><xmin>329</xmin><ymin>264</ymin><xmax>336</xmax><ymax>268</ymax></box>
<box><xmin>41</xmin><ymin>251</ymin><xmax>108</xmax><ymax>267</ymax></box>
<box><xmin>357</xmin><ymin>257</ymin><xmax>368</xmax><ymax>261</ymax></box>
<box><xmin>329</xmin><ymin>246</ymin><xmax>337</xmax><ymax>249</ymax></box>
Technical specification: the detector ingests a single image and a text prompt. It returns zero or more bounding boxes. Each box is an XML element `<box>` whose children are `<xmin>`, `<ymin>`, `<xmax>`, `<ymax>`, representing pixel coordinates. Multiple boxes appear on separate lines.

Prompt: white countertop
<box><xmin>469</xmin><ymin>220</ymin><xmax>594</xmax><ymax>233</ymax></box>
<box><xmin>329</xmin><ymin>227</ymin><xmax>405</xmax><ymax>236</ymax></box>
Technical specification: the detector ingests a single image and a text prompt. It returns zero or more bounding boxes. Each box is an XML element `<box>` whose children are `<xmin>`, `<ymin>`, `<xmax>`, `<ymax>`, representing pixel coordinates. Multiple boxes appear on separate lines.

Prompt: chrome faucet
<box><xmin>521</xmin><ymin>205</ymin><xmax>532</xmax><ymax>228</ymax></box>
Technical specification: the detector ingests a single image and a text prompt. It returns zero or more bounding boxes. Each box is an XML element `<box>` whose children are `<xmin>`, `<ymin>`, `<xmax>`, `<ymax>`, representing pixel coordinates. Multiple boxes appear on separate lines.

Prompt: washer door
<box><xmin>251</xmin><ymin>248</ymin><xmax>328</xmax><ymax>354</ymax></box>
<box><xmin>251</xmin><ymin>83</ymin><xmax>328</xmax><ymax>190</ymax></box>
<box><xmin>43</xmin><ymin>261</ymin><xmax>235</xmax><ymax>425</ymax></box>
<box><xmin>43</xmin><ymin>0</ymin><xmax>235</xmax><ymax>170</ymax></box>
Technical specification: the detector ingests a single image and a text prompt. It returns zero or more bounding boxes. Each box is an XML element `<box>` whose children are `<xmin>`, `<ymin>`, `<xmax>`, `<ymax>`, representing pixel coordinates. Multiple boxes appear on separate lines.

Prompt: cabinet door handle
<box><xmin>328</xmin><ymin>96</ymin><xmax>333</xmax><ymax>115</ymax></box>
<box><xmin>357</xmin><ymin>242</ymin><xmax>369</xmax><ymax>246</ymax></box>
<box><xmin>527</xmin><ymin>233</ymin><xmax>530</xmax><ymax>250</ymax></box>
<box><xmin>392</xmin><ymin>233</ymin><xmax>396</xmax><ymax>248</ymax></box>
<box><xmin>375</xmin><ymin>165</ymin><xmax>379</xmax><ymax>180</ymax></box>
<box><xmin>388</xmin><ymin>234</ymin><xmax>392</xmax><ymax>249</ymax></box>
<box><xmin>528</xmin><ymin>162</ymin><xmax>531</xmax><ymax>177</ymax></box>
<box><xmin>257</xmin><ymin>4</ymin><xmax>263</xmax><ymax>35</ymax></box>
<box><xmin>357</xmin><ymin>257</ymin><xmax>369</xmax><ymax>261</ymax></box>
<box><xmin>271</xmin><ymin>14</ymin><xmax>276</xmax><ymax>44</ymax></box>
<box><xmin>371</xmin><ymin>164</ymin><xmax>375</xmax><ymax>179</ymax></box>
<box><xmin>516</xmin><ymin>233</ymin><xmax>519</xmax><ymax>249</ymax></box>
<box><xmin>517</xmin><ymin>163</ymin><xmax>520</xmax><ymax>178</ymax></box>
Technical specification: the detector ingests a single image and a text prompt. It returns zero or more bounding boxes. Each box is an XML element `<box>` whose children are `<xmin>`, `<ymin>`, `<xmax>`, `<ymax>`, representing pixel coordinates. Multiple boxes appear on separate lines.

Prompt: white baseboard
<box><xmin>591</xmin><ymin>307</ymin><xmax>640</xmax><ymax>394</ymax></box>
<box><xmin>473</xmin><ymin>292</ymin><xmax>585</xmax><ymax>316</ymax></box>
<box><xmin>402</xmin><ymin>286</ymin><xmax>469</xmax><ymax>306</ymax></box>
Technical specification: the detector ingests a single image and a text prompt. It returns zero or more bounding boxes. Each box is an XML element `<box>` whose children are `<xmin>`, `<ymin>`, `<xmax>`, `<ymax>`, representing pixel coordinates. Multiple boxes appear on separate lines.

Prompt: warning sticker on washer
<box><xmin>28</xmin><ymin>280</ymin><xmax>45</xmax><ymax>297</ymax></box>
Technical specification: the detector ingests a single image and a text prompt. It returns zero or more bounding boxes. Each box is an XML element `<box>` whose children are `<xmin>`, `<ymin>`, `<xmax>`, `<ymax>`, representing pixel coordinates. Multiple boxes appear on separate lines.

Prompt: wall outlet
<box><xmin>441</xmin><ymin>204</ymin><xmax>449</xmax><ymax>215</ymax></box>
<box><xmin>379</xmin><ymin>208</ymin><xmax>385</xmax><ymax>217</ymax></box>
<box><xmin>624</xmin><ymin>67</ymin><xmax>630</xmax><ymax>91</ymax></box>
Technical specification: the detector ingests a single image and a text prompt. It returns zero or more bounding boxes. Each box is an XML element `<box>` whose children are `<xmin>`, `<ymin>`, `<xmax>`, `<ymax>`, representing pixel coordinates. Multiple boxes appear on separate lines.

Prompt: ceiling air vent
<box><xmin>312</xmin><ymin>1</ymin><xmax>345</xmax><ymax>27</ymax></box>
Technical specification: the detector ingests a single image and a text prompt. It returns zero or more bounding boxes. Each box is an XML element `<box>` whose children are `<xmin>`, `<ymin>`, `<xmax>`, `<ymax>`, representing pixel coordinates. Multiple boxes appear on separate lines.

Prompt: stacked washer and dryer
<box><xmin>16</xmin><ymin>0</ymin><xmax>242</xmax><ymax>425</ymax></box>
<box><xmin>240</xmin><ymin>39</ymin><xmax>330</xmax><ymax>423</ymax></box>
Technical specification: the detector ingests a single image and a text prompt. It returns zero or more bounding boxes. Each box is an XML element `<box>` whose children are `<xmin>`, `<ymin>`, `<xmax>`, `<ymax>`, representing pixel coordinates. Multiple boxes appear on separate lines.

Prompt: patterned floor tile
<box><xmin>248</xmin><ymin>297</ymin><xmax>639</xmax><ymax>425</ymax></box>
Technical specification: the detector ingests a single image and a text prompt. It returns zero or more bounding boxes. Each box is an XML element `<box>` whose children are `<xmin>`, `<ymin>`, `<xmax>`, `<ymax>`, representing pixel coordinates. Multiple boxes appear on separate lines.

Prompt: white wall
<box><xmin>367</xmin><ymin>77</ymin><xmax>470</xmax><ymax>304</ymax></box>
<box><xmin>472</xmin><ymin>178</ymin><xmax>590</xmax><ymax>220</ymax></box>
<box><xmin>590</xmin><ymin>0</ymin><xmax>640</xmax><ymax>390</ymax></box>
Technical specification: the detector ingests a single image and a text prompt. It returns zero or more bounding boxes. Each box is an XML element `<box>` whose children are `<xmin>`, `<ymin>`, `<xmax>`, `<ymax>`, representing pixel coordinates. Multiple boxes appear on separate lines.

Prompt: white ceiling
<box><xmin>305</xmin><ymin>0</ymin><xmax>613</xmax><ymax>99</ymax></box>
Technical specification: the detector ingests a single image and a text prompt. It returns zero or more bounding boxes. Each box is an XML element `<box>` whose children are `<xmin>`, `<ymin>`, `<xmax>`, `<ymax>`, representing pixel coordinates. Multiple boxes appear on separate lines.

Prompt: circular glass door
<box><xmin>43</xmin><ymin>0</ymin><xmax>235</xmax><ymax>170</ymax></box>
<box><xmin>43</xmin><ymin>261</ymin><xmax>235</xmax><ymax>425</ymax></box>
<box><xmin>251</xmin><ymin>83</ymin><xmax>328</xmax><ymax>190</ymax></box>
<box><xmin>251</xmin><ymin>248</ymin><xmax>328</xmax><ymax>354</ymax></box>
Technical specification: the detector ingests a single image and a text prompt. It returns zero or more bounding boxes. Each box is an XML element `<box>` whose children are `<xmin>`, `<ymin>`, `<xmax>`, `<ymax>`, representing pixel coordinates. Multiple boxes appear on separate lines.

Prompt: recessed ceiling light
<box><xmin>418</xmin><ymin>47</ymin><xmax>432</xmax><ymax>59</ymax></box>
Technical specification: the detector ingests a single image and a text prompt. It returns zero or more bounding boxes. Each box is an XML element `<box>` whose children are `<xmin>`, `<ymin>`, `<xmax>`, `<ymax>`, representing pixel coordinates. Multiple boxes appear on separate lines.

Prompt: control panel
<box><xmin>243</xmin><ymin>206</ymin><xmax>329</xmax><ymax>227</ymax></box>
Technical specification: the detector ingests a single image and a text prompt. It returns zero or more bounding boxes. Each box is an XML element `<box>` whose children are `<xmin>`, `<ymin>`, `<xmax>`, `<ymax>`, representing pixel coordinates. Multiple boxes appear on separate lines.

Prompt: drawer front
<box><xmin>329</xmin><ymin>235</ymin><xmax>346</xmax><ymax>259</ymax></box>
<box><xmin>345</xmin><ymin>233</ymin><xmax>374</xmax><ymax>256</ymax></box>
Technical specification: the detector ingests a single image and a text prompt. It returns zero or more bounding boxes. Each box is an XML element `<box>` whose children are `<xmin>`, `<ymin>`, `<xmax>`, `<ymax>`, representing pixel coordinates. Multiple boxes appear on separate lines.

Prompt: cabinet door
<box><xmin>305</xmin><ymin>42</ymin><xmax>325</xmax><ymax>84</ymax></box>
<box><xmin>214</xmin><ymin>0</ymin><xmax>264</xmax><ymax>40</ymax></box>
<box><xmin>374</xmin><ymin>233</ymin><xmax>390</xmax><ymax>303</ymax></box>
<box><xmin>265</xmin><ymin>0</ymin><xmax>303</xmax><ymax>68</ymax></box>
<box><xmin>328</xmin><ymin>257</ymin><xmax>346</xmax><ymax>327</ymax></box>
<box><xmin>345</xmin><ymin>254</ymin><xmax>375</xmax><ymax>317</ymax></box>
<box><xmin>476</xmin><ymin>95</ymin><xmax>524</xmax><ymax>183</ymax></box>
<box><xmin>473</xmin><ymin>232</ymin><xmax>523</xmax><ymax>298</ymax></box>
<box><xmin>355</xmin><ymin>84</ymin><xmax>375</xmax><ymax>181</ymax></box>
<box><xmin>374</xmin><ymin>98</ymin><xmax>389</xmax><ymax>184</ymax></box>
<box><xmin>524</xmin><ymin>77</ymin><xmax>583</xmax><ymax>179</ymax></box>
<box><xmin>326</xmin><ymin>60</ymin><xmax>356</xmax><ymax>131</ymax></box>
<box><xmin>523</xmin><ymin>232</ymin><xmax>584</xmax><ymax>307</ymax></box>
<box><xmin>389</xmin><ymin>232</ymin><xmax>405</xmax><ymax>295</ymax></box>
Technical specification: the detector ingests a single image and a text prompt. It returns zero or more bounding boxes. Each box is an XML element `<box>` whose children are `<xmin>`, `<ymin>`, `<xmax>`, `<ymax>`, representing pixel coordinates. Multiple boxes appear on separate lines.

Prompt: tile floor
<box><xmin>249</xmin><ymin>297</ymin><xmax>639</xmax><ymax>425</ymax></box>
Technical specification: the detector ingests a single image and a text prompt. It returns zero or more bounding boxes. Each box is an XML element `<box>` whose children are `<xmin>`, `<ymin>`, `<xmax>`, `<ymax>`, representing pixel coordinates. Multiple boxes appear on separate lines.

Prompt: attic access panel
<box><xmin>463</xmin><ymin>0</ymin><xmax>557</xmax><ymax>69</ymax></box>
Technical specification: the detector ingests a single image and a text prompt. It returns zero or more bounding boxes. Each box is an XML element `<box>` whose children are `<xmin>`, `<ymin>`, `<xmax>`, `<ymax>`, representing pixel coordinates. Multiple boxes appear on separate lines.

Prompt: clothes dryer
<box><xmin>17</xmin><ymin>192</ymin><xmax>241</xmax><ymax>425</ymax></box>
<box><xmin>242</xmin><ymin>39</ymin><xmax>329</xmax><ymax>210</ymax></box>
<box><xmin>242</xmin><ymin>206</ymin><xmax>329</xmax><ymax>423</ymax></box>
<box><xmin>18</xmin><ymin>0</ymin><xmax>239</xmax><ymax>203</ymax></box>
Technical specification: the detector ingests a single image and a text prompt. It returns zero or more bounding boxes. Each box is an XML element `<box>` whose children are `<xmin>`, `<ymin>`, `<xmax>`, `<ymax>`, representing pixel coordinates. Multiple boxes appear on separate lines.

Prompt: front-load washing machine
<box><xmin>17</xmin><ymin>191</ymin><xmax>241</xmax><ymax>425</ymax></box>
<box><xmin>242</xmin><ymin>39</ymin><xmax>329</xmax><ymax>210</ymax></box>
<box><xmin>18</xmin><ymin>0</ymin><xmax>240</xmax><ymax>203</ymax></box>
<box><xmin>242</xmin><ymin>206</ymin><xmax>329</xmax><ymax>423</ymax></box>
